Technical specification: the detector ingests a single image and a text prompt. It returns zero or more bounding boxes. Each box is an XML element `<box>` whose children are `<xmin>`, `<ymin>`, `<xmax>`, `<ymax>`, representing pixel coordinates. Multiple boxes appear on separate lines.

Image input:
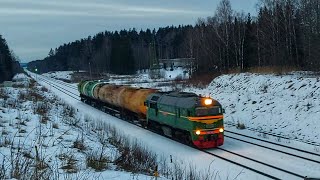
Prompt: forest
<box><xmin>27</xmin><ymin>0</ymin><xmax>320</xmax><ymax>75</ymax></box>
<box><xmin>0</xmin><ymin>35</ymin><xmax>21</xmax><ymax>83</ymax></box>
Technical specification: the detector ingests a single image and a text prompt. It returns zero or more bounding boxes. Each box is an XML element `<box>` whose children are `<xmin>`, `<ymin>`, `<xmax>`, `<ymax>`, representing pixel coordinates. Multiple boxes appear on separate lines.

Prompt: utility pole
<box><xmin>35</xmin><ymin>68</ymin><xmax>38</xmax><ymax>81</ymax></box>
<box><xmin>89</xmin><ymin>62</ymin><xmax>92</xmax><ymax>80</ymax></box>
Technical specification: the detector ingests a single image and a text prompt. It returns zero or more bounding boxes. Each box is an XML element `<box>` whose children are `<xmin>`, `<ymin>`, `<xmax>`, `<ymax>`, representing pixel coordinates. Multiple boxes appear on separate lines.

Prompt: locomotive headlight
<box><xmin>219</xmin><ymin>128</ymin><xmax>224</xmax><ymax>133</ymax></box>
<box><xmin>196</xmin><ymin>130</ymin><xmax>201</xmax><ymax>135</ymax></box>
<box><xmin>204</xmin><ymin>98</ymin><xmax>212</xmax><ymax>105</ymax></box>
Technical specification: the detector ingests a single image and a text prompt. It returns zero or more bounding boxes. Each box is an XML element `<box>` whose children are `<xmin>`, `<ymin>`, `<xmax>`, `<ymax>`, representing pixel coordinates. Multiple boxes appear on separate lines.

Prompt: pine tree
<box><xmin>48</xmin><ymin>48</ymin><xmax>55</xmax><ymax>57</ymax></box>
<box><xmin>0</xmin><ymin>34</ymin><xmax>15</xmax><ymax>83</ymax></box>
<box><xmin>243</xmin><ymin>13</ymin><xmax>256</xmax><ymax>70</ymax></box>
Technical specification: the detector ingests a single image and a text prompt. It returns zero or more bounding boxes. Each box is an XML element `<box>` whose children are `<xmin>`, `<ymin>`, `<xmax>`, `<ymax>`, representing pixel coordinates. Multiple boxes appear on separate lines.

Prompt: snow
<box><xmin>183</xmin><ymin>73</ymin><xmax>320</xmax><ymax>145</ymax></box>
<box><xmin>118</xmin><ymin>71</ymin><xmax>320</xmax><ymax>146</ymax></box>
<box><xmin>12</xmin><ymin>73</ymin><xmax>30</xmax><ymax>82</ymax></box>
<box><xmin>88</xmin><ymin>68</ymin><xmax>187</xmax><ymax>85</ymax></box>
<box><xmin>43</xmin><ymin>71</ymin><xmax>74</xmax><ymax>81</ymax></box>
<box><xmin>3</xmin><ymin>70</ymin><xmax>320</xmax><ymax>180</ymax></box>
<box><xmin>30</xmin><ymin>72</ymin><xmax>268</xmax><ymax>180</ymax></box>
<box><xmin>0</xmin><ymin>74</ymin><xmax>159</xmax><ymax>180</ymax></box>
<box><xmin>41</xmin><ymin>68</ymin><xmax>188</xmax><ymax>84</ymax></box>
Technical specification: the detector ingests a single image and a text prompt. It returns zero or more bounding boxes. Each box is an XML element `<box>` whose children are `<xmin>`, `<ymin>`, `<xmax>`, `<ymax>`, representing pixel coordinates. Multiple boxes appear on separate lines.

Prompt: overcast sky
<box><xmin>0</xmin><ymin>0</ymin><xmax>258</xmax><ymax>63</ymax></box>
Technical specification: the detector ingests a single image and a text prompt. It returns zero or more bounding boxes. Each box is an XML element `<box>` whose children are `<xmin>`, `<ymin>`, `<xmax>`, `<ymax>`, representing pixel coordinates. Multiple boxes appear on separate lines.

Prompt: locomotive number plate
<box><xmin>205</xmin><ymin>124</ymin><xmax>215</xmax><ymax>128</ymax></box>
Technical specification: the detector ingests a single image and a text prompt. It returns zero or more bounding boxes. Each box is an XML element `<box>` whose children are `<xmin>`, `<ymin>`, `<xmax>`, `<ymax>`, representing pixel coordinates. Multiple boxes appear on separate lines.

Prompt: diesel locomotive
<box><xmin>78</xmin><ymin>80</ymin><xmax>224</xmax><ymax>149</ymax></box>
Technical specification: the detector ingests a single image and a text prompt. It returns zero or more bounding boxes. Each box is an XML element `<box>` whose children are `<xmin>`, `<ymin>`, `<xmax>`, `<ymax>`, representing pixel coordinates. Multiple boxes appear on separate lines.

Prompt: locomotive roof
<box><xmin>167</xmin><ymin>91</ymin><xmax>198</xmax><ymax>97</ymax></box>
<box><xmin>147</xmin><ymin>92</ymin><xmax>220</xmax><ymax>109</ymax></box>
<box><xmin>160</xmin><ymin>95</ymin><xmax>197</xmax><ymax>108</ymax></box>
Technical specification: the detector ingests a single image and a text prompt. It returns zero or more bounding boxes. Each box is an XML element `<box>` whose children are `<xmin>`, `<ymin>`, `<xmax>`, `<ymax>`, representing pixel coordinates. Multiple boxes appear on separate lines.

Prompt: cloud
<box><xmin>14</xmin><ymin>47</ymin><xmax>48</xmax><ymax>54</ymax></box>
<box><xmin>0</xmin><ymin>7</ymin><xmax>144</xmax><ymax>18</ymax></box>
<box><xmin>11</xmin><ymin>47</ymin><xmax>50</xmax><ymax>62</ymax></box>
<box><xmin>0</xmin><ymin>0</ymin><xmax>209</xmax><ymax>18</ymax></box>
<box><xmin>0</xmin><ymin>0</ymin><xmax>218</xmax><ymax>61</ymax></box>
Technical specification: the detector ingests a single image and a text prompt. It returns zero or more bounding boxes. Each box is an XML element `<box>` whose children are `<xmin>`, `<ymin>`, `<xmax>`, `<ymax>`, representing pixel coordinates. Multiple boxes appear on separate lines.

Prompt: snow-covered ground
<box><xmin>30</xmin><ymin>73</ymin><xmax>270</xmax><ymax>180</ymax></box>
<box><xmin>42</xmin><ymin>68</ymin><xmax>188</xmax><ymax>84</ymax></box>
<box><xmin>4</xmin><ymin>70</ymin><xmax>320</xmax><ymax>179</ymax></box>
<box><xmin>0</xmin><ymin>74</ymin><xmax>160</xmax><ymax>180</ymax></box>
<box><xmin>111</xmin><ymin>70</ymin><xmax>320</xmax><ymax>145</ymax></box>
<box><xmin>136</xmin><ymin>67</ymin><xmax>189</xmax><ymax>81</ymax></box>
<box><xmin>29</xmin><ymin>70</ymin><xmax>320</xmax><ymax>180</ymax></box>
<box><xmin>43</xmin><ymin>71</ymin><xmax>74</xmax><ymax>81</ymax></box>
<box><xmin>183</xmin><ymin>73</ymin><xmax>320</xmax><ymax>145</ymax></box>
<box><xmin>105</xmin><ymin>68</ymin><xmax>188</xmax><ymax>85</ymax></box>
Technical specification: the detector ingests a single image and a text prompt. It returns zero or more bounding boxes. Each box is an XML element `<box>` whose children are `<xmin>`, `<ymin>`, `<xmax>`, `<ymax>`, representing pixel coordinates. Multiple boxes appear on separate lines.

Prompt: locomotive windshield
<box><xmin>196</xmin><ymin>106</ymin><xmax>222</xmax><ymax>116</ymax></box>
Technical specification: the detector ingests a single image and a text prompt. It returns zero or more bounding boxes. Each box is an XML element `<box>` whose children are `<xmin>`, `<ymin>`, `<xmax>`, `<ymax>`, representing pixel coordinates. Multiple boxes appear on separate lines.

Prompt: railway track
<box><xmin>31</xmin><ymin>72</ymin><xmax>319</xmax><ymax>180</ymax></box>
<box><xmin>36</xmin><ymin>75</ymin><xmax>79</xmax><ymax>100</ymax></box>
<box><xmin>40</xmin><ymin>75</ymin><xmax>78</xmax><ymax>91</ymax></box>
<box><xmin>200</xmin><ymin>148</ymin><xmax>304</xmax><ymax>180</ymax></box>
<box><xmin>225</xmin><ymin>122</ymin><xmax>320</xmax><ymax>147</ymax></box>
<box><xmin>224</xmin><ymin>130</ymin><xmax>320</xmax><ymax>162</ymax></box>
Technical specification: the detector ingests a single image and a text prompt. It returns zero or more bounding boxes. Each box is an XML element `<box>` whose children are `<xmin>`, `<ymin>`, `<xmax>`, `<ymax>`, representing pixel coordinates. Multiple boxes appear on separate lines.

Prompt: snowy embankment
<box><xmin>28</xmin><ymin>70</ymin><xmax>320</xmax><ymax>179</ymax></box>
<box><xmin>0</xmin><ymin>74</ymin><xmax>158</xmax><ymax>180</ymax></box>
<box><xmin>107</xmin><ymin>67</ymin><xmax>188</xmax><ymax>85</ymax></box>
<box><xmin>186</xmin><ymin>73</ymin><xmax>320</xmax><ymax>145</ymax></box>
<box><xmin>41</xmin><ymin>68</ymin><xmax>188</xmax><ymax>84</ymax></box>
<box><xmin>31</xmin><ymin>72</ymin><xmax>268</xmax><ymax>180</ymax></box>
<box><xmin>43</xmin><ymin>71</ymin><xmax>74</xmax><ymax>81</ymax></box>
<box><xmin>4</xmin><ymin>72</ymin><xmax>256</xmax><ymax>180</ymax></box>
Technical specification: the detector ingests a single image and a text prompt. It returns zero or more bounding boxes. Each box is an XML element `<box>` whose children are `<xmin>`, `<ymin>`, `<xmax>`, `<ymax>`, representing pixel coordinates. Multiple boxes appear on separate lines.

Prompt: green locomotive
<box><xmin>78</xmin><ymin>80</ymin><xmax>224</xmax><ymax>149</ymax></box>
<box><xmin>145</xmin><ymin>92</ymin><xmax>224</xmax><ymax>148</ymax></box>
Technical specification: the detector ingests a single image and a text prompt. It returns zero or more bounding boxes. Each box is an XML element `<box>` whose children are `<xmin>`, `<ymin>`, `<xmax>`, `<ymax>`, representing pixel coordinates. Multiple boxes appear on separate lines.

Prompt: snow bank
<box><xmin>43</xmin><ymin>71</ymin><xmax>74</xmax><ymax>80</ymax></box>
<box><xmin>12</xmin><ymin>73</ymin><xmax>29</xmax><ymax>82</ymax></box>
<box><xmin>106</xmin><ymin>67</ymin><xmax>188</xmax><ymax>85</ymax></box>
<box><xmin>0</xmin><ymin>82</ymin><xmax>156</xmax><ymax>179</ymax></box>
<box><xmin>160</xmin><ymin>67</ymin><xmax>189</xmax><ymax>80</ymax></box>
<box><xmin>186</xmin><ymin>73</ymin><xmax>320</xmax><ymax>144</ymax></box>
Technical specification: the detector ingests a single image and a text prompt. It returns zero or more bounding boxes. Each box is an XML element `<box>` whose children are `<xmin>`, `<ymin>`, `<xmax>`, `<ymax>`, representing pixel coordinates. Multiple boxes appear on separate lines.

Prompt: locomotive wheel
<box><xmin>141</xmin><ymin>121</ymin><xmax>148</xmax><ymax>129</ymax></box>
<box><xmin>185</xmin><ymin>135</ymin><xmax>193</xmax><ymax>146</ymax></box>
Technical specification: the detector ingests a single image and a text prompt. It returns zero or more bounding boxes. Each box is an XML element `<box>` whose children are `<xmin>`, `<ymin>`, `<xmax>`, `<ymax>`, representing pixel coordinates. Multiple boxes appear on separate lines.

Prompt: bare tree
<box><xmin>215</xmin><ymin>0</ymin><xmax>233</xmax><ymax>71</ymax></box>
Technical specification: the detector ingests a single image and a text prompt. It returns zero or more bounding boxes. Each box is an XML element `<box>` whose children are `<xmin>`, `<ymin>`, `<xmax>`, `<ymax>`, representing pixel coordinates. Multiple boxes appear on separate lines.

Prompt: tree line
<box><xmin>0</xmin><ymin>35</ymin><xmax>21</xmax><ymax>83</ymax></box>
<box><xmin>28</xmin><ymin>0</ymin><xmax>320</xmax><ymax>75</ymax></box>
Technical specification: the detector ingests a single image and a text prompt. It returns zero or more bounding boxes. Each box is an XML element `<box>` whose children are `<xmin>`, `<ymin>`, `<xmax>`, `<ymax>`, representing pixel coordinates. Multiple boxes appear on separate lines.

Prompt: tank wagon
<box><xmin>78</xmin><ymin>80</ymin><xmax>224</xmax><ymax>149</ymax></box>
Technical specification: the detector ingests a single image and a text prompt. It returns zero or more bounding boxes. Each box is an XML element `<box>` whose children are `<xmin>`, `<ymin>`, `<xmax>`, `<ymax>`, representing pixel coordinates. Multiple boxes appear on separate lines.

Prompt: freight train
<box><xmin>78</xmin><ymin>80</ymin><xmax>224</xmax><ymax>149</ymax></box>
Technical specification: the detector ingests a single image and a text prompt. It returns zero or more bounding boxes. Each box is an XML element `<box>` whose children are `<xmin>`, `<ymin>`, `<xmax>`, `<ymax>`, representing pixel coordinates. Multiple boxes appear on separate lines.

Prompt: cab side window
<box><xmin>150</xmin><ymin>102</ymin><xmax>158</xmax><ymax>116</ymax></box>
<box><xmin>150</xmin><ymin>102</ymin><xmax>157</xmax><ymax>109</ymax></box>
